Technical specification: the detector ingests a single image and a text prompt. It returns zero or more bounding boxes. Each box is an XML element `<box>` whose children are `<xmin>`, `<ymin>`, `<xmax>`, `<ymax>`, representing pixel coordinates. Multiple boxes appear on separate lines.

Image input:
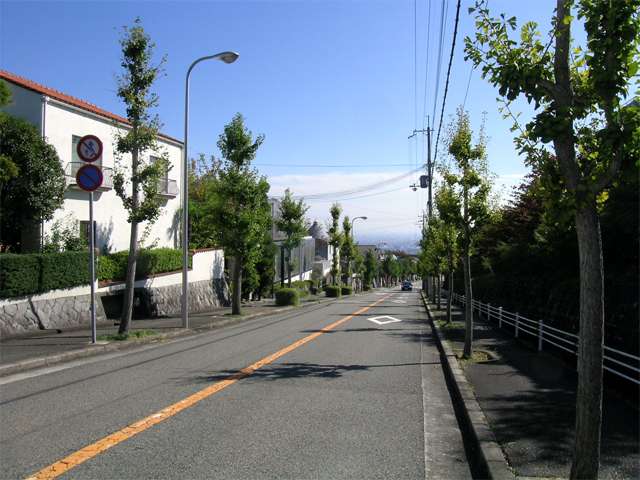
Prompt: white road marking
<box><xmin>367</xmin><ymin>315</ymin><xmax>402</xmax><ymax>325</ymax></box>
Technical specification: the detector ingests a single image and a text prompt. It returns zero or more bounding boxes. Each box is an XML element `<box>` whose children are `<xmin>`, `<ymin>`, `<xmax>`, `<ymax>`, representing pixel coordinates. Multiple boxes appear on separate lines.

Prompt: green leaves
<box><xmin>0</xmin><ymin>113</ymin><xmax>65</xmax><ymax>246</ymax></box>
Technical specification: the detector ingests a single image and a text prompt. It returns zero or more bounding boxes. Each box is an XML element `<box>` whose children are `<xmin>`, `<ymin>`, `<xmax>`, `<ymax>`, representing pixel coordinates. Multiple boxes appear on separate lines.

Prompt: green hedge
<box><xmin>325</xmin><ymin>285</ymin><xmax>342</xmax><ymax>298</ymax></box>
<box><xmin>275</xmin><ymin>288</ymin><xmax>300</xmax><ymax>306</ymax></box>
<box><xmin>341</xmin><ymin>286</ymin><xmax>353</xmax><ymax>296</ymax></box>
<box><xmin>40</xmin><ymin>252</ymin><xmax>89</xmax><ymax>292</ymax></box>
<box><xmin>0</xmin><ymin>248</ymin><xmax>189</xmax><ymax>298</ymax></box>
<box><xmin>0</xmin><ymin>252</ymin><xmax>89</xmax><ymax>298</ymax></box>
<box><xmin>98</xmin><ymin>248</ymin><xmax>189</xmax><ymax>282</ymax></box>
<box><xmin>0</xmin><ymin>254</ymin><xmax>41</xmax><ymax>297</ymax></box>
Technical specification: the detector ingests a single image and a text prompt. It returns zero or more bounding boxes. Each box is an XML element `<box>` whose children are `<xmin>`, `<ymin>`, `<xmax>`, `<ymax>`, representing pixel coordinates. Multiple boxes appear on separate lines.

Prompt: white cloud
<box><xmin>266</xmin><ymin>169</ymin><xmax>529</xmax><ymax>239</ymax></box>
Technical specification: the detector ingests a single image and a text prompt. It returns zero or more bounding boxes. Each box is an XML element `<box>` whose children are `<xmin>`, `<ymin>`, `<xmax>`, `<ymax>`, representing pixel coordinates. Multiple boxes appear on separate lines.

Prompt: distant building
<box><xmin>0</xmin><ymin>70</ymin><xmax>182</xmax><ymax>252</ymax></box>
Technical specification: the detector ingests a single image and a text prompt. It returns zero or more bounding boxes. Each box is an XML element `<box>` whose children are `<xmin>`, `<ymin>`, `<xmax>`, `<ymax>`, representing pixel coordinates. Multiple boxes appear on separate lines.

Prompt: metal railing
<box><xmin>444</xmin><ymin>291</ymin><xmax>639</xmax><ymax>386</ymax></box>
<box><xmin>65</xmin><ymin>162</ymin><xmax>113</xmax><ymax>190</ymax></box>
<box><xmin>158</xmin><ymin>178</ymin><xmax>178</xmax><ymax>197</ymax></box>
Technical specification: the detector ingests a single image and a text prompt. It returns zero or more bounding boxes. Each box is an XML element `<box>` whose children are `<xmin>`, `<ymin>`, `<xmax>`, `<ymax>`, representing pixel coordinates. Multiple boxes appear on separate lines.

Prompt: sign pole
<box><xmin>89</xmin><ymin>191</ymin><xmax>97</xmax><ymax>344</ymax></box>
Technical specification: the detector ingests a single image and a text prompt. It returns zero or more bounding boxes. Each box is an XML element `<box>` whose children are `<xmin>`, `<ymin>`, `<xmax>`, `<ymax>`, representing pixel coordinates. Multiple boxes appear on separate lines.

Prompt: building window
<box><xmin>79</xmin><ymin>220</ymin><xmax>96</xmax><ymax>248</ymax></box>
<box><xmin>151</xmin><ymin>155</ymin><xmax>169</xmax><ymax>192</ymax></box>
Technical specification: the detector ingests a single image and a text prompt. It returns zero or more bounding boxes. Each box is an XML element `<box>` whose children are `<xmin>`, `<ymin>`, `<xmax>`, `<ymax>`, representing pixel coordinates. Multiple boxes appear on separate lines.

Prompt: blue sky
<box><xmin>1</xmin><ymin>0</ymin><xmax>562</xmax><ymax>243</ymax></box>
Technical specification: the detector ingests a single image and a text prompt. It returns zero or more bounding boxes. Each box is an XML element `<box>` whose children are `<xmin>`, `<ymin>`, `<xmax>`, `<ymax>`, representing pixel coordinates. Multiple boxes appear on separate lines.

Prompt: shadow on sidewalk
<box><xmin>429</xmin><ymin>302</ymin><xmax>639</xmax><ymax>480</ymax></box>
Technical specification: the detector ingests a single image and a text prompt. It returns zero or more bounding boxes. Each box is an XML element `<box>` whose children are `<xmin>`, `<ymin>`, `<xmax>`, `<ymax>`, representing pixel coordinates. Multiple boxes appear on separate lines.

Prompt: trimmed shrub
<box><xmin>40</xmin><ymin>251</ymin><xmax>89</xmax><ymax>292</ymax></box>
<box><xmin>98</xmin><ymin>248</ymin><xmax>190</xmax><ymax>282</ymax></box>
<box><xmin>341</xmin><ymin>286</ymin><xmax>353</xmax><ymax>296</ymax></box>
<box><xmin>275</xmin><ymin>288</ymin><xmax>300</xmax><ymax>306</ymax></box>
<box><xmin>0</xmin><ymin>251</ymin><xmax>91</xmax><ymax>298</ymax></box>
<box><xmin>325</xmin><ymin>285</ymin><xmax>342</xmax><ymax>298</ymax></box>
<box><xmin>0</xmin><ymin>254</ymin><xmax>40</xmax><ymax>297</ymax></box>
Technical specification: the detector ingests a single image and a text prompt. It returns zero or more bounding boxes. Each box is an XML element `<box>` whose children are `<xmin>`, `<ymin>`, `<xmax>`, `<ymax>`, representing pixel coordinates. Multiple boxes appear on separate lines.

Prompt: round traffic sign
<box><xmin>76</xmin><ymin>164</ymin><xmax>103</xmax><ymax>192</ymax></box>
<box><xmin>77</xmin><ymin>135</ymin><xmax>103</xmax><ymax>163</ymax></box>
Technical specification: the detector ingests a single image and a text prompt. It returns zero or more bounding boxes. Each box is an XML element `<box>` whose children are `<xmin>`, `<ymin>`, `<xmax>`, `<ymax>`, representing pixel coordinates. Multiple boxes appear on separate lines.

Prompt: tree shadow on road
<box><xmin>180</xmin><ymin>361</ymin><xmax>442</xmax><ymax>385</ymax></box>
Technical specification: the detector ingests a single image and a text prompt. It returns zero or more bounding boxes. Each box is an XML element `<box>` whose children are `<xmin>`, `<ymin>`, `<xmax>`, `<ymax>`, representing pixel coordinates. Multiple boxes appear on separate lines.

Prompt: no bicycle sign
<box><xmin>77</xmin><ymin>134</ymin><xmax>103</xmax><ymax>163</ymax></box>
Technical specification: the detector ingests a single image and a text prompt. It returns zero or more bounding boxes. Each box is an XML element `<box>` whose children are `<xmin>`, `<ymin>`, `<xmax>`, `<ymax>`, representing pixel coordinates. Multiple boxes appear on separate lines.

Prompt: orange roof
<box><xmin>0</xmin><ymin>70</ymin><xmax>182</xmax><ymax>145</ymax></box>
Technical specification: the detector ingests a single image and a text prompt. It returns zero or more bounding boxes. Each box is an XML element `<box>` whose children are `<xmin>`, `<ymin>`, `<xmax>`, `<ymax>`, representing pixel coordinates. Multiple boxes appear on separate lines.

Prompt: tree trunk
<box><xmin>447</xmin><ymin>270</ymin><xmax>453</xmax><ymax>324</ymax></box>
<box><xmin>287</xmin><ymin>249</ymin><xmax>292</xmax><ymax>287</ymax></box>
<box><xmin>436</xmin><ymin>274</ymin><xmax>441</xmax><ymax>310</ymax></box>
<box><xmin>431</xmin><ymin>276</ymin><xmax>436</xmax><ymax>303</ymax></box>
<box><xmin>118</xmin><ymin>221</ymin><xmax>138</xmax><ymax>334</ymax></box>
<box><xmin>570</xmin><ymin>199</ymin><xmax>604</xmax><ymax>480</ymax></box>
<box><xmin>462</xmin><ymin>251</ymin><xmax>472</xmax><ymax>358</ymax></box>
<box><xmin>462</xmin><ymin>178</ymin><xmax>472</xmax><ymax>358</ymax></box>
<box><xmin>119</xmin><ymin>148</ymin><xmax>139</xmax><ymax>335</ymax></box>
<box><xmin>232</xmin><ymin>255</ymin><xmax>242</xmax><ymax>315</ymax></box>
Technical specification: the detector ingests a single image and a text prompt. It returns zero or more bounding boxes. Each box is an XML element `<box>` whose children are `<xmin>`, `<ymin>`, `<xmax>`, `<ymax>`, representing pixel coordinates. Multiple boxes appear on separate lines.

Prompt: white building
<box><xmin>0</xmin><ymin>70</ymin><xmax>183</xmax><ymax>253</ymax></box>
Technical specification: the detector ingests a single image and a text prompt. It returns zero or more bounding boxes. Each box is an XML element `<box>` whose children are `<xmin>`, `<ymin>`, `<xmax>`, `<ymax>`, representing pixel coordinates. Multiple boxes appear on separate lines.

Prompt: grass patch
<box><xmin>97</xmin><ymin>329</ymin><xmax>158</xmax><ymax>342</ymax></box>
<box><xmin>455</xmin><ymin>349</ymin><xmax>494</xmax><ymax>367</ymax></box>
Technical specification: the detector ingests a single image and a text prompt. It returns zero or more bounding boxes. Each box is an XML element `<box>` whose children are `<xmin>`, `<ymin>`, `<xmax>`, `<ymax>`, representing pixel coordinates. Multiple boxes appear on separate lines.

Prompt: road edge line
<box><xmin>420</xmin><ymin>292</ymin><xmax>515</xmax><ymax>480</ymax></box>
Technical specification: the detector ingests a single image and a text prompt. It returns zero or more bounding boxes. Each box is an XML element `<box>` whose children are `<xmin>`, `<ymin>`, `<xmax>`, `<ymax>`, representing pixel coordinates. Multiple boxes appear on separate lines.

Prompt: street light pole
<box><xmin>182</xmin><ymin>51</ymin><xmax>239</xmax><ymax>329</ymax></box>
<box><xmin>350</xmin><ymin>216</ymin><xmax>367</xmax><ymax>289</ymax></box>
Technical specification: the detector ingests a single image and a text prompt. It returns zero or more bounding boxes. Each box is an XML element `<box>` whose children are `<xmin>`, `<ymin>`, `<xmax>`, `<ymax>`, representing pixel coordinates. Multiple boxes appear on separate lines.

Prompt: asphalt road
<box><xmin>0</xmin><ymin>288</ymin><xmax>471</xmax><ymax>479</ymax></box>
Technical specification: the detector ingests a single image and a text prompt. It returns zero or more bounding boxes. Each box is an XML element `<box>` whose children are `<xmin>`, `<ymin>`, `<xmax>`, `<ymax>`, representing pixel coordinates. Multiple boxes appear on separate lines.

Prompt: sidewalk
<box><xmin>0</xmin><ymin>294</ymin><xmax>332</xmax><ymax>376</ymax></box>
<box><xmin>427</xmin><ymin>299</ymin><xmax>639</xmax><ymax>480</ymax></box>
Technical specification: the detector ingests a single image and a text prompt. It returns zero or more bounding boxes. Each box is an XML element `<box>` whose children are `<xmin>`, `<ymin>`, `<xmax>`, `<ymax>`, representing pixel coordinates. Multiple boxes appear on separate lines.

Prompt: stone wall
<box><xmin>136</xmin><ymin>278</ymin><xmax>230</xmax><ymax>317</ymax></box>
<box><xmin>0</xmin><ymin>291</ymin><xmax>107</xmax><ymax>338</ymax></box>
<box><xmin>0</xmin><ymin>279</ymin><xmax>230</xmax><ymax>338</ymax></box>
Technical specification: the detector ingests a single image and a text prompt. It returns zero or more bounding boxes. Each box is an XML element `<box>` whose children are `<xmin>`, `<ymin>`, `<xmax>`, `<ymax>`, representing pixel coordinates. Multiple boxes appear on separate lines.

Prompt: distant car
<box><xmin>401</xmin><ymin>281</ymin><xmax>413</xmax><ymax>291</ymax></box>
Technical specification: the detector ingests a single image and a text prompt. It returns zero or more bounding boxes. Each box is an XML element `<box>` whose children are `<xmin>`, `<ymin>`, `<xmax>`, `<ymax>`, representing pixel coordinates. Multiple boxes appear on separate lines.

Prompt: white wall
<box><xmin>42</xmin><ymin>99</ymin><xmax>183</xmax><ymax>252</ymax></box>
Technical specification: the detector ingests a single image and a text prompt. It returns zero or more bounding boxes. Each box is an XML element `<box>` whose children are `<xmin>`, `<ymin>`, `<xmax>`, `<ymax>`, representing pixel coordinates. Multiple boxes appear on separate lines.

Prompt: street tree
<box><xmin>340</xmin><ymin>216</ymin><xmax>356</xmax><ymax>285</ymax></box>
<box><xmin>434</xmin><ymin>183</ymin><xmax>461</xmax><ymax>323</ymax></box>
<box><xmin>0</xmin><ymin>112</ymin><xmax>65</xmax><ymax>251</ymax></box>
<box><xmin>205</xmin><ymin>113</ymin><xmax>271</xmax><ymax>315</ymax></box>
<box><xmin>363</xmin><ymin>250</ymin><xmax>378</xmax><ymax>289</ymax></box>
<box><xmin>328</xmin><ymin>203</ymin><xmax>343</xmax><ymax>285</ymax></box>
<box><xmin>113</xmin><ymin>19</ymin><xmax>170</xmax><ymax>334</ymax></box>
<box><xmin>442</xmin><ymin>108</ymin><xmax>491</xmax><ymax>358</ymax></box>
<box><xmin>276</xmin><ymin>189</ymin><xmax>309</xmax><ymax>287</ymax></box>
<box><xmin>465</xmin><ymin>1</ymin><xmax>640</xmax><ymax>476</ymax></box>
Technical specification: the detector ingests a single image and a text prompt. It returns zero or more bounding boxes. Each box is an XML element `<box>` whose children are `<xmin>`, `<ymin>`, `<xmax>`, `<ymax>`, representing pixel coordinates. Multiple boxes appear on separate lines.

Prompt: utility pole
<box><xmin>409</xmin><ymin>116</ymin><xmax>434</xmax><ymax>297</ymax></box>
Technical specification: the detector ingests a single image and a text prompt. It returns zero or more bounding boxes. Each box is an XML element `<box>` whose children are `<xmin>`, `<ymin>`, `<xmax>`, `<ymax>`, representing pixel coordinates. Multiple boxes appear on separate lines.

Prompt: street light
<box><xmin>349</xmin><ymin>216</ymin><xmax>367</xmax><ymax>288</ymax></box>
<box><xmin>182</xmin><ymin>51</ymin><xmax>239</xmax><ymax>329</ymax></box>
<box><xmin>350</xmin><ymin>216</ymin><xmax>367</xmax><ymax>242</ymax></box>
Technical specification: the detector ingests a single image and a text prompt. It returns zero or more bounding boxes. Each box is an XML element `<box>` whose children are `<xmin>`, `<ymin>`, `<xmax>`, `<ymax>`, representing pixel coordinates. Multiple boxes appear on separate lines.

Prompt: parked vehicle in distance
<box><xmin>401</xmin><ymin>280</ymin><xmax>413</xmax><ymax>291</ymax></box>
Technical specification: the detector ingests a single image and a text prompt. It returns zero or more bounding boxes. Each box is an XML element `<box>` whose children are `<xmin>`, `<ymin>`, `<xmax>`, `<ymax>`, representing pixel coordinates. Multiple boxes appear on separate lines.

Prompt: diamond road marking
<box><xmin>391</xmin><ymin>299</ymin><xmax>406</xmax><ymax>304</ymax></box>
<box><xmin>368</xmin><ymin>315</ymin><xmax>402</xmax><ymax>325</ymax></box>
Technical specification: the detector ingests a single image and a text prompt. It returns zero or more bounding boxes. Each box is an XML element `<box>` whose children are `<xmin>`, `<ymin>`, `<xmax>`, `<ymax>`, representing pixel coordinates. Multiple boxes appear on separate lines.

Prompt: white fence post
<box><xmin>499</xmin><ymin>307</ymin><xmax>503</xmax><ymax>328</ymax></box>
<box><xmin>515</xmin><ymin>312</ymin><xmax>520</xmax><ymax>338</ymax></box>
<box><xmin>538</xmin><ymin>319</ymin><xmax>543</xmax><ymax>351</ymax></box>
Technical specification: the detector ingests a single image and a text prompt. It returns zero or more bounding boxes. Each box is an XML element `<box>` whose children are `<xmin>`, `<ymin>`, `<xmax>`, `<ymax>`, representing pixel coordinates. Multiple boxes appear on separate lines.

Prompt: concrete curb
<box><xmin>420</xmin><ymin>292</ymin><xmax>515</xmax><ymax>480</ymax></box>
<box><xmin>0</xmin><ymin>296</ymin><xmax>338</xmax><ymax>378</ymax></box>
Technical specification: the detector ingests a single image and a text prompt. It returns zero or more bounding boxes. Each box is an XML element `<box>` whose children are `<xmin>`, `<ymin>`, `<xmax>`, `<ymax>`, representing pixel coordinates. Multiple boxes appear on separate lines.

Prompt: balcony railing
<box><xmin>158</xmin><ymin>178</ymin><xmax>178</xmax><ymax>197</ymax></box>
<box><xmin>65</xmin><ymin>162</ymin><xmax>113</xmax><ymax>191</ymax></box>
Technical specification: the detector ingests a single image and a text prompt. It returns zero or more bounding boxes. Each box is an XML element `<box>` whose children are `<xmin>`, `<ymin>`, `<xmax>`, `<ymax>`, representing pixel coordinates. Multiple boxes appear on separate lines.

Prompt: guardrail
<box><xmin>444</xmin><ymin>291</ymin><xmax>639</xmax><ymax>386</ymax></box>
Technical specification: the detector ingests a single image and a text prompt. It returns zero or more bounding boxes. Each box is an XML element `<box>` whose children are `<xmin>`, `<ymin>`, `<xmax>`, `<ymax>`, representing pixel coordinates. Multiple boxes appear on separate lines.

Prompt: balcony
<box><xmin>158</xmin><ymin>178</ymin><xmax>179</xmax><ymax>198</ymax></box>
<box><xmin>65</xmin><ymin>162</ymin><xmax>113</xmax><ymax>191</ymax></box>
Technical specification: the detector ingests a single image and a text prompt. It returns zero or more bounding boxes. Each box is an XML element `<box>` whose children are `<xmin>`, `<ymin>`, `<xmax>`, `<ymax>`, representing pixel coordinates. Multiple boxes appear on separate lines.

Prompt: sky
<box><xmin>1</xmin><ymin>0</ymin><xmax>563</xmax><ymax>247</ymax></box>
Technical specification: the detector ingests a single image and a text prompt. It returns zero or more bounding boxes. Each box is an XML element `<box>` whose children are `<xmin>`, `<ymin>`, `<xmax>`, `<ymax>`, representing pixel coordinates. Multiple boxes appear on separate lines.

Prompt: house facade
<box><xmin>0</xmin><ymin>70</ymin><xmax>182</xmax><ymax>253</ymax></box>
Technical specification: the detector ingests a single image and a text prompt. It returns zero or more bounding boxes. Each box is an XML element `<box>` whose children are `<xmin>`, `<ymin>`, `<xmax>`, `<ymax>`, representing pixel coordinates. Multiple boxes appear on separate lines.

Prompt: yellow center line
<box><xmin>25</xmin><ymin>294</ymin><xmax>391</xmax><ymax>480</ymax></box>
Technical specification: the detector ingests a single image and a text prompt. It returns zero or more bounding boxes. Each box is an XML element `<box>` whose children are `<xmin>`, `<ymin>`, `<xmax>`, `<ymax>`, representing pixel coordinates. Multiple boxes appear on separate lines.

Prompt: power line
<box><xmin>305</xmin><ymin>185</ymin><xmax>411</xmax><ymax>203</ymax></box>
<box><xmin>432</xmin><ymin>0</ymin><xmax>461</xmax><ymax>166</ymax></box>
<box><xmin>422</xmin><ymin>0</ymin><xmax>432</xmax><ymax>128</ymax></box>
<box><xmin>287</xmin><ymin>166</ymin><xmax>424</xmax><ymax>200</ymax></box>
<box><xmin>256</xmin><ymin>163</ymin><xmax>414</xmax><ymax>168</ymax></box>
<box><xmin>431</xmin><ymin>0</ymin><xmax>448</xmax><ymax>123</ymax></box>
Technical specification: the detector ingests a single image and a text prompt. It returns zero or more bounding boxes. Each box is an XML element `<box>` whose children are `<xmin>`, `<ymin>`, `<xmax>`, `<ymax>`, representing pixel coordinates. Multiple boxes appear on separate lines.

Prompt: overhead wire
<box><xmin>432</xmin><ymin>0</ymin><xmax>462</xmax><ymax>168</ymax></box>
<box><xmin>287</xmin><ymin>166</ymin><xmax>424</xmax><ymax>200</ymax></box>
